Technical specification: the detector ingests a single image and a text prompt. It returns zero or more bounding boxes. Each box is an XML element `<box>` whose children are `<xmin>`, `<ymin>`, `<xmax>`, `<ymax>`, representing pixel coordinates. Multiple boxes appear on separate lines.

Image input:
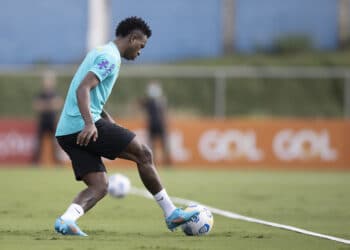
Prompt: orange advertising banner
<box><xmin>0</xmin><ymin>118</ymin><xmax>349</xmax><ymax>169</ymax></box>
<box><xmin>119</xmin><ymin>119</ymin><xmax>350</xmax><ymax>169</ymax></box>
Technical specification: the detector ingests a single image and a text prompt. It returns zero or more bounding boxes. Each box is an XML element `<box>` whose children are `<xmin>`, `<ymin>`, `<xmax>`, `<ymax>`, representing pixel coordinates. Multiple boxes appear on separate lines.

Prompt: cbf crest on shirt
<box><xmin>56</xmin><ymin>42</ymin><xmax>121</xmax><ymax>136</ymax></box>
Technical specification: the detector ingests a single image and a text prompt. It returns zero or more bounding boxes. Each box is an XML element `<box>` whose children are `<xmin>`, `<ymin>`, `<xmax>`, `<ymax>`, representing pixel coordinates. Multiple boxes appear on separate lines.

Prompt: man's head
<box><xmin>147</xmin><ymin>80</ymin><xmax>163</xmax><ymax>98</ymax></box>
<box><xmin>115</xmin><ymin>16</ymin><xmax>152</xmax><ymax>60</ymax></box>
<box><xmin>42</xmin><ymin>70</ymin><xmax>57</xmax><ymax>92</ymax></box>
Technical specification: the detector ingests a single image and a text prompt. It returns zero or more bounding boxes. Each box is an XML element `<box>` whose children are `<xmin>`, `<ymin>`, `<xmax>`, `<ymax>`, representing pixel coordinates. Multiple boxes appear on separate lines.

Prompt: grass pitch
<box><xmin>0</xmin><ymin>167</ymin><xmax>349</xmax><ymax>250</ymax></box>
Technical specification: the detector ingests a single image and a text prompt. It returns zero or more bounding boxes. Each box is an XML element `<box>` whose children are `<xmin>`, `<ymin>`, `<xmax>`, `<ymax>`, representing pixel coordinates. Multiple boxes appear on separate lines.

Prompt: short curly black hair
<box><xmin>115</xmin><ymin>16</ymin><xmax>152</xmax><ymax>38</ymax></box>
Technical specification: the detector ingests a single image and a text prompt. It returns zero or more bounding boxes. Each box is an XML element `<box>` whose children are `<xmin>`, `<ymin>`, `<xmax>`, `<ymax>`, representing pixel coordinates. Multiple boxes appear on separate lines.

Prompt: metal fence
<box><xmin>120</xmin><ymin>65</ymin><xmax>350</xmax><ymax>117</ymax></box>
<box><xmin>1</xmin><ymin>65</ymin><xmax>349</xmax><ymax>117</ymax></box>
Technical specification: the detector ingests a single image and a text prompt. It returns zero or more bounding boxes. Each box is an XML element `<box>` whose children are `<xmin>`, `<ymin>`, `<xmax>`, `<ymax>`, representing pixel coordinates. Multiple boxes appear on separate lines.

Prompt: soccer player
<box><xmin>54</xmin><ymin>17</ymin><xmax>199</xmax><ymax>236</ymax></box>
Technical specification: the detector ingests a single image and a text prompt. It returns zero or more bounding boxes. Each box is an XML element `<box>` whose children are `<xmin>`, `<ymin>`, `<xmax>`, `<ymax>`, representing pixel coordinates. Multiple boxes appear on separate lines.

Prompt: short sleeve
<box><xmin>90</xmin><ymin>54</ymin><xmax>117</xmax><ymax>82</ymax></box>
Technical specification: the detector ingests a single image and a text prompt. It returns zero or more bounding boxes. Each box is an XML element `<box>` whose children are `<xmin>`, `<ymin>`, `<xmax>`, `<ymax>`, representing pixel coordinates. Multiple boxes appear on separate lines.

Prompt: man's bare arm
<box><xmin>76</xmin><ymin>72</ymin><xmax>100</xmax><ymax>146</ymax></box>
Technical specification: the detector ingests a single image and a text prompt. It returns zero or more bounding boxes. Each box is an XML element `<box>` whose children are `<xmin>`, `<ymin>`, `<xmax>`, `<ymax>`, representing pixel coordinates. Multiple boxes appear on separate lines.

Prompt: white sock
<box><xmin>61</xmin><ymin>203</ymin><xmax>84</xmax><ymax>222</ymax></box>
<box><xmin>154</xmin><ymin>189</ymin><xmax>176</xmax><ymax>217</ymax></box>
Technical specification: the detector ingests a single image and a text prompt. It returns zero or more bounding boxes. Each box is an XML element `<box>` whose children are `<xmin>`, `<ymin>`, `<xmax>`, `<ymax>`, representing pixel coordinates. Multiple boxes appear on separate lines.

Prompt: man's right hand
<box><xmin>76</xmin><ymin>123</ymin><xmax>98</xmax><ymax>146</ymax></box>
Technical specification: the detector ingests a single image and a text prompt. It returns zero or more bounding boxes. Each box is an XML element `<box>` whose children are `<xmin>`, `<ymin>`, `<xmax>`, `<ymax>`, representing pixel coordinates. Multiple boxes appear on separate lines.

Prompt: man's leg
<box><xmin>50</xmin><ymin>131</ymin><xmax>62</xmax><ymax>165</ymax></box>
<box><xmin>63</xmin><ymin>172</ymin><xmax>108</xmax><ymax>215</ymax></box>
<box><xmin>73</xmin><ymin>172</ymin><xmax>109</xmax><ymax>211</ymax></box>
<box><xmin>119</xmin><ymin>137</ymin><xmax>162</xmax><ymax>195</ymax></box>
<box><xmin>147</xmin><ymin>130</ymin><xmax>156</xmax><ymax>163</ymax></box>
<box><xmin>118</xmin><ymin>137</ymin><xmax>199</xmax><ymax>230</ymax></box>
<box><xmin>159</xmin><ymin>130</ymin><xmax>172</xmax><ymax>166</ymax></box>
<box><xmin>55</xmin><ymin>172</ymin><xmax>108</xmax><ymax>236</ymax></box>
<box><xmin>32</xmin><ymin>125</ymin><xmax>45</xmax><ymax>165</ymax></box>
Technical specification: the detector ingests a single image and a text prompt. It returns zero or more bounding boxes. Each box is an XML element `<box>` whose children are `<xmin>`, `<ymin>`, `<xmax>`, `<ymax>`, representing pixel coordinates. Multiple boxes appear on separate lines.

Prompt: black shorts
<box><xmin>56</xmin><ymin>119</ymin><xmax>136</xmax><ymax>181</ymax></box>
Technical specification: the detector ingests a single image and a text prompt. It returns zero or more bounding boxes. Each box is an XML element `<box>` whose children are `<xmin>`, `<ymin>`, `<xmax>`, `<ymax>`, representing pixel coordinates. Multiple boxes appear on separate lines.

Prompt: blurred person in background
<box><xmin>53</xmin><ymin>16</ymin><xmax>198</xmax><ymax>237</ymax></box>
<box><xmin>32</xmin><ymin>71</ymin><xmax>63</xmax><ymax>165</ymax></box>
<box><xmin>140</xmin><ymin>80</ymin><xmax>172</xmax><ymax>166</ymax></box>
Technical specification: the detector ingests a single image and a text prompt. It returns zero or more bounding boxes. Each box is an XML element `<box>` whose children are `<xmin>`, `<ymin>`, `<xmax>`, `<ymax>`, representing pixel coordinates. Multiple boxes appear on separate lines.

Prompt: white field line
<box><xmin>130</xmin><ymin>187</ymin><xmax>350</xmax><ymax>245</ymax></box>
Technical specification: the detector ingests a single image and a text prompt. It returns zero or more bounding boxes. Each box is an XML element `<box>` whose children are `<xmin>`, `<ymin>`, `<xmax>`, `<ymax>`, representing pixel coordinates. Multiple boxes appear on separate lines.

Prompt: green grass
<box><xmin>178</xmin><ymin>50</ymin><xmax>350</xmax><ymax>66</ymax></box>
<box><xmin>0</xmin><ymin>167</ymin><xmax>349</xmax><ymax>250</ymax></box>
<box><xmin>2</xmin><ymin>50</ymin><xmax>350</xmax><ymax>118</ymax></box>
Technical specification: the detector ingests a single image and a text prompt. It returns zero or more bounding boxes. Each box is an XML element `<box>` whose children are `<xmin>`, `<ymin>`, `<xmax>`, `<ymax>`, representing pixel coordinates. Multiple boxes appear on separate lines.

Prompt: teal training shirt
<box><xmin>56</xmin><ymin>42</ymin><xmax>121</xmax><ymax>136</ymax></box>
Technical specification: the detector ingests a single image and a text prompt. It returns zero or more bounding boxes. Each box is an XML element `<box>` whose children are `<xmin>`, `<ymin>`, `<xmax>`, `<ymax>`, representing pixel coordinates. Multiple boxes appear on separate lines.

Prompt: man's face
<box><xmin>123</xmin><ymin>33</ymin><xmax>148</xmax><ymax>60</ymax></box>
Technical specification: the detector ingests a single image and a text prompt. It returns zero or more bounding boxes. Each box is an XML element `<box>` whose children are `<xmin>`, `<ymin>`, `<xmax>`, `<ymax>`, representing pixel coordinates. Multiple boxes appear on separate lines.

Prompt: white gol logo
<box><xmin>273</xmin><ymin>129</ymin><xmax>337</xmax><ymax>161</ymax></box>
<box><xmin>198</xmin><ymin>130</ymin><xmax>264</xmax><ymax>162</ymax></box>
<box><xmin>0</xmin><ymin>131</ymin><xmax>34</xmax><ymax>158</ymax></box>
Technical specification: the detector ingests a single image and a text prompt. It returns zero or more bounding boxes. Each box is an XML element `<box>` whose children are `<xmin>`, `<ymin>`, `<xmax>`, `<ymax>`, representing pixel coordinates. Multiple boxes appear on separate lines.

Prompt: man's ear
<box><xmin>129</xmin><ymin>32</ymin><xmax>138</xmax><ymax>44</ymax></box>
<box><xmin>129</xmin><ymin>30</ymin><xmax>143</xmax><ymax>43</ymax></box>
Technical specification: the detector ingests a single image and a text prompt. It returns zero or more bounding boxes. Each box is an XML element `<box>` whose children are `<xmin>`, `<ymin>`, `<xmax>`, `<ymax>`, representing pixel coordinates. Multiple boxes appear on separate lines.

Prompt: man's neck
<box><xmin>114</xmin><ymin>38</ymin><xmax>125</xmax><ymax>57</ymax></box>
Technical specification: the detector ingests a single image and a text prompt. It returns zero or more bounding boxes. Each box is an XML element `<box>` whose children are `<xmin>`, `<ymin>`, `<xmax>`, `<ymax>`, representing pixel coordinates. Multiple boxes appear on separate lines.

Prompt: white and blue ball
<box><xmin>108</xmin><ymin>173</ymin><xmax>131</xmax><ymax>198</ymax></box>
<box><xmin>181</xmin><ymin>204</ymin><xmax>214</xmax><ymax>236</ymax></box>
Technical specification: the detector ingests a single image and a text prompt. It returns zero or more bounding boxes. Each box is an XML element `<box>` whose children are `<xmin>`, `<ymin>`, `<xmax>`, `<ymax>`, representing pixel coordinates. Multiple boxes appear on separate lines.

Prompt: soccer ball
<box><xmin>181</xmin><ymin>204</ymin><xmax>214</xmax><ymax>236</ymax></box>
<box><xmin>108</xmin><ymin>173</ymin><xmax>131</xmax><ymax>198</ymax></box>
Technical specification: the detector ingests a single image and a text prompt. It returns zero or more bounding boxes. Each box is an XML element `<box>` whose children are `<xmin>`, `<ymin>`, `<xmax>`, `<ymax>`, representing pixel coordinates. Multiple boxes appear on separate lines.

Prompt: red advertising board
<box><xmin>0</xmin><ymin>119</ymin><xmax>35</xmax><ymax>164</ymax></box>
